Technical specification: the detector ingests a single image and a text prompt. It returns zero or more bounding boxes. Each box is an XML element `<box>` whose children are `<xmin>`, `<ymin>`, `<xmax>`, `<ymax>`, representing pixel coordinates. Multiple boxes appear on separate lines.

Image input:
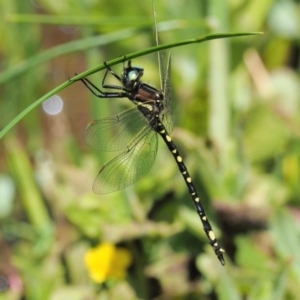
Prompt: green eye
<box><xmin>128</xmin><ymin>70</ymin><xmax>139</xmax><ymax>81</ymax></box>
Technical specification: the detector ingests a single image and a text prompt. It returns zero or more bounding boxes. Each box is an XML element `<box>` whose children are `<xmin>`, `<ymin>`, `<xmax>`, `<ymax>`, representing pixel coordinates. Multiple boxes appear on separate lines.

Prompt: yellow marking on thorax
<box><xmin>138</xmin><ymin>103</ymin><xmax>153</xmax><ymax>111</ymax></box>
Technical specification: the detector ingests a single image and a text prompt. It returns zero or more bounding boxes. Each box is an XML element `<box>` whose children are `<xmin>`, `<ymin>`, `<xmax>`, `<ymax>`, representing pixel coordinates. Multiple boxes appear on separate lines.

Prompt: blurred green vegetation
<box><xmin>0</xmin><ymin>0</ymin><xmax>300</xmax><ymax>299</ymax></box>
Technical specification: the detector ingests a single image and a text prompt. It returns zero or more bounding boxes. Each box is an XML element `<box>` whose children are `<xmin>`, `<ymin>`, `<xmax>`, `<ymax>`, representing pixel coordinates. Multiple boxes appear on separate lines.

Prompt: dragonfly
<box><xmin>78</xmin><ymin>29</ymin><xmax>225</xmax><ymax>267</ymax></box>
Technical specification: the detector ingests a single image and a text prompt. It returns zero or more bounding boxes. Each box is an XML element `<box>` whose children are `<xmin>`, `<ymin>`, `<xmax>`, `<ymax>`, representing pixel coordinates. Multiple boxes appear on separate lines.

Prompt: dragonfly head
<box><xmin>121</xmin><ymin>60</ymin><xmax>144</xmax><ymax>90</ymax></box>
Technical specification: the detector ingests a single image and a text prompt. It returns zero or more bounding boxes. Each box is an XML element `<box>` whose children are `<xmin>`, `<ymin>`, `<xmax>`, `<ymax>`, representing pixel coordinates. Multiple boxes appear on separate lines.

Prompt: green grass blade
<box><xmin>6</xmin><ymin>138</ymin><xmax>51</xmax><ymax>228</ymax></box>
<box><xmin>0</xmin><ymin>31</ymin><xmax>262</xmax><ymax>140</ymax></box>
<box><xmin>77</xmin><ymin>32</ymin><xmax>262</xmax><ymax>78</ymax></box>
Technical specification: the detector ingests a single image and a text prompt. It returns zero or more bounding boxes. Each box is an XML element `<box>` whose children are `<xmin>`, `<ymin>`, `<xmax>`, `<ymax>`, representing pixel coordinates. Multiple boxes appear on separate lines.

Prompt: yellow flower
<box><xmin>84</xmin><ymin>242</ymin><xmax>132</xmax><ymax>283</ymax></box>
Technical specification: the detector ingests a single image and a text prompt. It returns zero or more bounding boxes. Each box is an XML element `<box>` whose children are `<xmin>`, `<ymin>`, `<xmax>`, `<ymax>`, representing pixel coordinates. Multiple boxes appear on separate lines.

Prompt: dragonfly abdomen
<box><xmin>156</xmin><ymin>121</ymin><xmax>225</xmax><ymax>265</ymax></box>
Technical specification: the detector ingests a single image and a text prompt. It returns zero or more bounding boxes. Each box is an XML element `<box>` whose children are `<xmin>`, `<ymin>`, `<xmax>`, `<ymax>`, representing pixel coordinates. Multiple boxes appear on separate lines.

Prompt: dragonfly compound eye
<box><xmin>128</xmin><ymin>70</ymin><xmax>140</xmax><ymax>82</ymax></box>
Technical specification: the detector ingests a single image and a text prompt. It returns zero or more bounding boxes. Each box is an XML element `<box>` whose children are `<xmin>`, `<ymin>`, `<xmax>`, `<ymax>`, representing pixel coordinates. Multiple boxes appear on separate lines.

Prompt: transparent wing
<box><xmin>153</xmin><ymin>1</ymin><xmax>165</xmax><ymax>91</ymax></box>
<box><xmin>93</xmin><ymin>127</ymin><xmax>157</xmax><ymax>194</ymax></box>
<box><xmin>84</xmin><ymin>106</ymin><xmax>149</xmax><ymax>152</ymax></box>
<box><xmin>161</xmin><ymin>53</ymin><xmax>173</xmax><ymax>133</ymax></box>
<box><xmin>153</xmin><ymin>3</ymin><xmax>173</xmax><ymax>133</ymax></box>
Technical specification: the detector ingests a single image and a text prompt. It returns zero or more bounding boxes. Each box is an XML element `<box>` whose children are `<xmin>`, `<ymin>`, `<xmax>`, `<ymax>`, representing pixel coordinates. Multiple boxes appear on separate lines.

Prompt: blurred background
<box><xmin>0</xmin><ymin>0</ymin><xmax>300</xmax><ymax>299</ymax></box>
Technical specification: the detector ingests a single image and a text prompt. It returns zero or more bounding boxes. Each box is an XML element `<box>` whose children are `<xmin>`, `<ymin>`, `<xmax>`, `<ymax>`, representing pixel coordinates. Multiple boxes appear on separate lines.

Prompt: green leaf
<box><xmin>248</xmin><ymin>280</ymin><xmax>272</xmax><ymax>300</ymax></box>
<box><xmin>271</xmin><ymin>209</ymin><xmax>300</xmax><ymax>284</ymax></box>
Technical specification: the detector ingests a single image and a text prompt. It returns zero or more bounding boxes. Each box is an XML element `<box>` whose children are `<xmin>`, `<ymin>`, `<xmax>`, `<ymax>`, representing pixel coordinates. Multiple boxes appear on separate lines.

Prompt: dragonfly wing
<box><xmin>153</xmin><ymin>5</ymin><xmax>173</xmax><ymax>134</ymax></box>
<box><xmin>84</xmin><ymin>106</ymin><xmax>149</xmax><ymax>152</ymax></box>
<box><xmin>153</xmin><ymin>1</ymin><xmax>165</xmax><ymax>91</ymax></box>
<box><xmin>92</xmin><ymin>127</ymin><xmax>158</xmax><ymax>194</ymax></box>
<box><xmin>162</xmin><ymin>53</ymin><xmax>173</xmax><ymax>133</ymax></box>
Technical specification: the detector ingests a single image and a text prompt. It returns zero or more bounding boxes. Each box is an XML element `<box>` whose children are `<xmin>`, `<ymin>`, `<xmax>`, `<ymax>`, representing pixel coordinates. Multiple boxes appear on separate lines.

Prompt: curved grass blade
<box><xmin>78</xmin><ymin>31</ymin><xmax>263</xmax><ymax>78</ymax></box>
<box><xmin>0</xmin><ymin>31</ymin><xmax>262</xmax><ymax>140</ymax></box>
